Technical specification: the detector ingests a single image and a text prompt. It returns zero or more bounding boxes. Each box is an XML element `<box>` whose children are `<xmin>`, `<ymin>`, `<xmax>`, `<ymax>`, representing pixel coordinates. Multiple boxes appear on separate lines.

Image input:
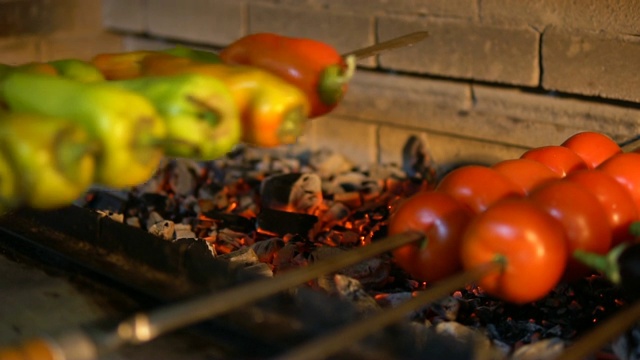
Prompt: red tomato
<box><xmin>492</xmin><ymin>158</ymin><xmax>561</xmax><ymax>195</ymax></box>
<box><xmin>520</xmin><ymin>145</ymin><xmax>588</xmax><ymax>177</ymax></box>
<box><xmin>561</xmin><ymin>131</ymin><xmax>622</xmax><ymax>169</ymax></box>
<box><xmin>598</xmin><ymin>152</ymin><xmax>640</xmax><ymax>214</ymax></box>
<box><xmin>460</xmin><ymin>198</ymin><xmax>568</xmax><ymax>304</ymax></box>
<box><xmin>528</xmin><ymin>179</ymin><xmax>612</xmax><ymax>281</ymax></box>
<box><xmin>435</xmin><ymin>165</ymin><xmax>524</xmax><ymax>214</ymax></box>
<box><xmin>388</xmin><ymin>191</ymin><xmax>473</xmax><ymax>283</ymax></box>
<box><xmin>565</xmin><ymin>170</ymin><xmax>639</xmax><ymax>246</ymax></box>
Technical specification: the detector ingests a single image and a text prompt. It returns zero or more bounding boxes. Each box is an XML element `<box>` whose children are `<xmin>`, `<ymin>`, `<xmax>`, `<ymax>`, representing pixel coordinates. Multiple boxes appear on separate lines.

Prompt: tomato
<box><xmin>565</xmin><ymin>170</ymin><xmax>639</xmax><ymax>246</ymax></box>
<box><xmin>528</xmin><ymin>179</ymin><xmax>612</xmax><ymax>281</ymax></box>
<box><xmin>460</xmin><ymin>198</ymin><xmax>568</xmax><ymax>304</ymax></box>
<box><xmin>388</xmin><ymin>191</ymin><xmax>473</xmax><ymax>283</ymax></box>
<box><xmin>435</xmin><ymin>165</ymin><xmax>524</xmax><ymax>214</ymax></box>
<box><xmin>598</xmin><ymin>152</ymin><xmax>640</xmax><ymax>214</ymax></box>
<box><xmin>520</xmin><ymin>145</ymin><xmax>588</xmax><ymax>177</ymax></box>
<box><xmin>492</xmin><ymin>158</ymin><xmax>561</xmax><ymax>195</ymax></box>
<box><xmin>561</xmin><ymin>131</ymin><xmax>622</xmax><ymax>169</ymax></box>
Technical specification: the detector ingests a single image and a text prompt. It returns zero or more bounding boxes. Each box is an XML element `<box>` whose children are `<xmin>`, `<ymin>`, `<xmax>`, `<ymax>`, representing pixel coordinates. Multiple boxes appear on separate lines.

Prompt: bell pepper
<box><xmin>0</xmin><ymin>72</ymin><xmax>167</xmax><ymax>188</ymax></box>
<box><xmin>219</xmin><ymin>33</ymin><xmax>356</xmax><ymax>118</ymax></box>
<box><xmin>91</xmin><ymin>50</ymin><xmax>159</xmax><ymax>80</ymax></box>
<box><xmin>48</xmin><ymin>59</ymin><xmax>106</xmax><ymax>83</ymax></box>
<box><xmin>110</xmin><ymin>73</ymin><xmax>241</xmax><ymax>160</ymax></box>
<box><xmin>0</xmin><ymin>112</ymin><xmax>96</xmax><ymax>209</ymax></box>
<box><xmin>0</xmin><ymin>147</ymin><xmax>19</xmax><ymax>213</ymax></box>
<box><xmin>141</xmin><ymin>58</ymin><xmax>310</xmax><ymax>148</ymax></box>
<box><xmin>0</xmin><ymin>62</ymin><xmax>58</xmax><ymax>81</ymax></box>
<box><xmin>161</xmin><ymin>46</ymin><xmax>221</xmax><ymax>63</ymax></box>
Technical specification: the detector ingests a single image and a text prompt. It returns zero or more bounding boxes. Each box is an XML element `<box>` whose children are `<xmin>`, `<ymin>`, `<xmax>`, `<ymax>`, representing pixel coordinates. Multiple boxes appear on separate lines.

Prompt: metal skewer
<box><xmin>0</xmin><ymin>231</ymin><xmax>424</xmax><ymax>360</ymax></box>
<box><xmin>274</xmin><ymin>261</ymin><xmax>502</xmax><ymax>360</ymax></box>
<box><xmin>556</xmin><ymin>298</ymin><xmax>640</xmax><ymax>360</ymax></box>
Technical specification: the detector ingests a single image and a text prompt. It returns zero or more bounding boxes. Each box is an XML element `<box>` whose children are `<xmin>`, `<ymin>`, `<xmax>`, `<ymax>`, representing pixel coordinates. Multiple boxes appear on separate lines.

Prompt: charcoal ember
<box><xmin>320</xmin><ymin>202</ymin><xmax>351</xmax><ymax>227</ymax></box>
<box><xmin>260</xmin><ymin>173</ymin><xmax>322</xmax><ymax>213</ymax></box>
<box><xmin>310</xmin><ymin>149</ymin><xmax>355</xmax><ymax>178</ymax></box>
<box><xmin>510</xmin><ymin>338</ymin><xmax>565</xmax><ymax>360</ymax></box>
<box><xmin>174</xmin><ymin>223</ymin><xmax>196</xmax><ymax>239</ymax></box>
<box><xmin>202</xmin><ymin>210</ymin><xmax>255</xmax><ymax>233</ymax></box>
<box><xmin>96</xmin><ymin>209</ymin><xmax>124</xmax><ymax>223</ymax></box>
<box><xmin>243</xmin><ymin>262</ymin><xmax>274</xmax><ymax>278</ymax></box>
<box><xmin>167</xmin><ymin>159</ymin><xmax>203</xmax><ymax>196</ymax></box>
<box><xmin>327</xmin><ymin>172</ymin><xmax>369</xmax><ymax>193</ymax></box>
<box><xmin>613</xmin><ymin>323</ymin><xmax>640</xmax><ymax>360</ymax></box>
<box><xmin>256</xmin><ymin>208</ymin><xmax>318</xmax><ymax>238</ymax></box>
<box><xmin>217</xmin><ymin>247</ymin><xmax>260</xmax><ymax>268</ymax></box>
<box><xmin>80</xmin><ymin>189</ymin><xmax>128</xmax><ymax>212</ymax></box>
<box><xmin>209</xmin><ymin>228</ymin><xmax>254</xmax><ymax>253</ymax></box>
<box><xmin>430</xmin><ymin>296</ymin><xmax>462</xmax><ymax>322</ymax></box>
<box><xmin>434</xmin><ymin>322</ymin><xmax>503</xmax><ymax>360</ymax></box>
<box><xmin>250</xmin><ymin>237</ymin><xmax>285</xmax><ymax>264</ymax></box>
<box><xmin>308</xmin><ymin>246</ymin><xmax>391</xmax><ymax>287</ymax></box>
<box><xmin>402</xmin><ymin>135</ymin><xmax>436</xmax><ymax>180</ymax></box>
<box><xmin>148</xmin><ymin>220</ymin><xmax>176</xmax><ymax>241</ymax></box>
<box><xmin>330</xmin><ymin>274</ymin><xmax>380</xmax><ymax>315</ymax></box>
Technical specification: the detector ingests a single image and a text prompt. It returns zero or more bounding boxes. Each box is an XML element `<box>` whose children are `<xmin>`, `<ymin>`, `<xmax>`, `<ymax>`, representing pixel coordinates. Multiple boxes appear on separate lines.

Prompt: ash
<box><xmin>79</xmin><ymin>144</ymin><xmax>631</xmax><ymax>359</ymax></box>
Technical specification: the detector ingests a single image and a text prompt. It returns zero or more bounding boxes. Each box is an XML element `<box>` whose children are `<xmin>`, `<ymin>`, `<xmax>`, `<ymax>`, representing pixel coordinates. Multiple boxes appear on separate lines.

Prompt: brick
<box><xmin>40</xmin><ymin>32</ymin><xmax>124</xmax><ymax>61</ymax></box>
<box><xmin>473</xmin><ymin>84</ymin><xmax>640</xmax><ymax>145</ymax></box>
<box><xmin>377</xmin><ymin>16</ymin><xmax>540</xmax><ymax>86</ymax></box>
<box><xmin>542</xmin><ymin>27</ymin><xmax>640</xmax><ymax>103</ymax></box>
<box><xmin>245</xmin><ymin>0</ymin><xmax>478</xmax><ymax>19</ymax></box>
<box><xmin>481</xmin><ymin>0</ymin><xmax>640</xmax><ymax>34</ymax></box>
<box><xmin>0</xmin><ymin>36</ymin><xmax>40</xmax><ymax>64</ymax></box>
<box><xmin>103</xmin><ymin>0</ymin><xmax>146</xmax><ymax>33</ymax></box>
<box><xmin>306</xmin><ymin>115</ymin><xmax>378</xmax><ymax>166</ymax></box>
<box><xmin>378</xmin><ymin>126</ymin><xmax>526</xmax><ymax>175</ymax></box>
<box><xmin>49</xmin><ymin>0</ymin><xmax>105</xmax><ymax>37</ymax></box>
<box><xmin>147</xmin><ymin>0</ymin><xmax>244</xmax><ymax>46</ymax></box>
<box><xmin>331</xmin><ymin>70</ymin><xmax>629</xmax><ymax>149</ymax></box>
<box><xmin>248</xmin><ymin>3</ymin><xmax>373</xmax><ymax>57</ymax></box>
<box><xmin>0</xmin><ymin>0</ymin><xmax>53</xmax><ymax>36</ymax></box>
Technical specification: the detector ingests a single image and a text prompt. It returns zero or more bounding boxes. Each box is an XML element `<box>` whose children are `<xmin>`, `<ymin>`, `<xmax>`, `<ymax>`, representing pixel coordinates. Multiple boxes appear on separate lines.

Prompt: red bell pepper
<box><xmin>219</xmin><ymin>33</ymin><xmax>355</xmax><ymax>118</ymax></box>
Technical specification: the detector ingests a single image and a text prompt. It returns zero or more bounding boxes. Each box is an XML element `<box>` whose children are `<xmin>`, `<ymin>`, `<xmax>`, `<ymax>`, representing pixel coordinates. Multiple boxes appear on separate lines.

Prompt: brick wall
<box><xmin>4</xmin><ymin>0</ymin><xmax>640</xmax><ymax>173</ymax></box>
<box><xmin>0</xmin><ymin>0</ymin><xmax>123</xmax><ymax>63</ymax></box>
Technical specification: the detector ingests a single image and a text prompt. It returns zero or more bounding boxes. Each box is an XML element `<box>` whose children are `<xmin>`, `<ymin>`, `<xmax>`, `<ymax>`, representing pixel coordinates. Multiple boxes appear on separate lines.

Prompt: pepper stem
<box><xmin>317</xmin><ymin>55</ymin><xmax>356</xmax><ymax>107</ymax></box>
<box><xmin>573</xmin><ymin>245</ymin><xmax>627</xmax><ymax>285</ymax></box>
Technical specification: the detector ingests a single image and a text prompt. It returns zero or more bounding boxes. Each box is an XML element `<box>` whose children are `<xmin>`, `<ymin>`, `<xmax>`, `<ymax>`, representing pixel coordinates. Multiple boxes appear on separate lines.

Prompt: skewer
<box><xmin>0</xmin><ymin>231</ymin><xmax>424</xmax><ymax>360</ymax></box>
<box><xmin>556</xmin><ymin>299</ymin><xmax>640</xmax><ymax>360</ymax></box>
<box><xmin>275</xmin><ymin>261</ymin><xmax>502</xmax><ymax>360</ymax></box>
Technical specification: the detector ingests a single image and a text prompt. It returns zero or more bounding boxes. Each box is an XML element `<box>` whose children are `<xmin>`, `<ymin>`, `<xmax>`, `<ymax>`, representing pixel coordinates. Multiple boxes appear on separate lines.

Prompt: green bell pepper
<box><xmin>110</xmin><ymin>74</ymin><xmax>241</xmax><ymax>160</ymax></box>
<box><xmin>48</xmin><ymin>59</ymin><xmax>106</xmax><ymax>83</ymax></box>
<box><xmin>0</xmin><ymin>72</ymin><xmax>167</xmax><ymax>188</ymax></box>
<box><xmin>0</xmin><ymin>112</ymin><xmax>97</xmax><ymax>209</ymax></box>
<box><xmin>161</xmin><ymin>46</ymin><xmax>221</xmax><ymax>64</ymax></box>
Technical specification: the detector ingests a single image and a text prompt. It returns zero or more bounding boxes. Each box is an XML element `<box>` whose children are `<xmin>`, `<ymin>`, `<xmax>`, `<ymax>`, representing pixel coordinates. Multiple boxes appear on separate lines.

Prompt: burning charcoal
<box><xmin>511</xmin><ymin>338</ymin><xmax>565</xmax><ymax>360</ymax></box>
<box><xmin>375</xmin><ymin>292</ymin><xmax>414</xmax><ymax>308</ymax></box>
<box><xmin>210</xmin><ymin>228</ymin><xmax>253</xmax><ymax>253</ymax></box>
<box><xmin>146</xmin><ymin>211</ymin><xmax>165</xmax><ymax>230</ymax></box>
<box><xmin>243</xmin><ymin>262</ymin><xmax>274</xmax><ymax>278</ymax></box>
<box><xmin>402</xmin><ymin>135</ymin><xmax>434</xmax><ymax>179</ymax></box>
<box><xmin>148</xmin><ymin>220</ymin><xmax>175</xmax><ymax>241</ymax></box>
<box><xmin>250</xmin><ymin>237</ymin><xmax>285</xmax><ymax>264</ymax></box>
<box><xmin>202</xmin><ymin>211</ymin><xmax>255</xmax><ymax>233</ymax></box>
<box><xmin>320</xmin><ymin>202</ymin><xmax>351</xmax><ymax>227</ymax></box>
<box><xmin>174</xmin><ymin>223</ymin><xmax>196</xmax><ymax>239</ymax></box>
<box><xmin>260</xmin><ymin>173</ymin><xmax>322</xmax><ymax>213</ymax></box>
<box><xmin>327</xmin><ymin>171</ymin><xmax>369</xmax><ymax>193</ymax></box>
<box><xmin>431</xmin><ymin>296</ymin><xmax>461</xmax><ymax>322</ymax></box>
<box><xmin>168</xmin><ymin>159</ymin><xmax>202</xmax><ymax>196</ymax></box>
<box><xmin>310</xmin><ymin>149</ymin><xmax>355</xmax><ymax>178</ymax></box>
<box><xmin>217</xmin><ymin>247</ymin><xmax>260</xmax><ymax>268</ymax></box>
<box><xmin>332</xmin><ymin>274</ymin><xmax>381</xmax><ymax>314</ymax></box>
<box><xmin>256</xmin><ymin>208</ymin><xmax>318</xmax><ymax>237</ymax></box>
<box><xmin>434</xmin><ymin>322</ymin><xmax>500</xmax><ymax>360</ymax></box>
<box><xmin>613</xmin><ymin>324</ymin><xmax>640</xmax><ymax>360</ymax></box>
<box><xmin>96</xmin><ymin>210</ymin><xmax>124</xmax><ymax>223</ymax></box>
<box><xmin>81</xmin><ymin>189</ymin><xmax>128</xmax><ymax>212</ymax></box>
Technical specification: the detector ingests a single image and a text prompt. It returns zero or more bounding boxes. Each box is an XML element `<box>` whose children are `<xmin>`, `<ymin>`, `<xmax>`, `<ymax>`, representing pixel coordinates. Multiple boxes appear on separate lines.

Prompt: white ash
<box><xmin>96</xmin><ymin>210</ymin><xmax>124</xmax><ymax>223</ymax></box>
<box><xmin>510</xmin><ymin>338</ymin><xmax>565</xmax><ymax>360</ymax></box>
<box><xmin>148</xmin><ymin>220</ymin><xmax>175</xmax><ymax>241</ymax></box>
<box><xmin>613</xmin><ymin>323</ymin><xmax>640</xmax><ymax>360</ymax></box>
